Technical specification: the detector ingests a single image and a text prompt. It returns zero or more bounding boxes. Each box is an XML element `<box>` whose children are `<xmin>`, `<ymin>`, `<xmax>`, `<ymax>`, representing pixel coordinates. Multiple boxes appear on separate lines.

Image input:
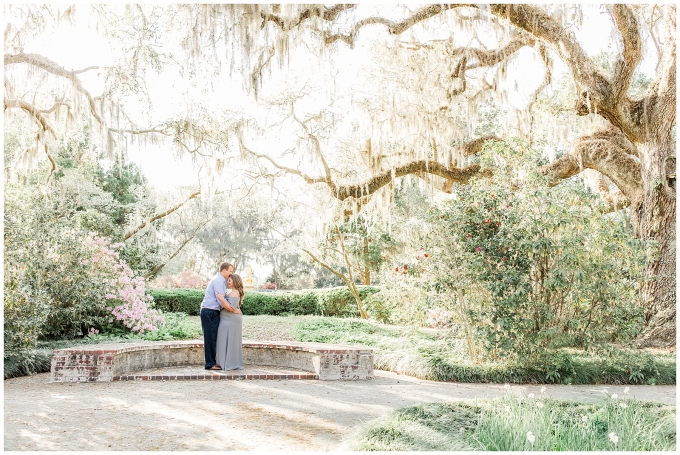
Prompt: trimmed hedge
<box><xmin>147</xmin><ymin>289</ymin><xmax>205</xmax><ymax>315</ymax></box>
<box><xmin>147</xmin><ymin>286</ymin><xmax>381</xmax><ymax>317</ymax></box>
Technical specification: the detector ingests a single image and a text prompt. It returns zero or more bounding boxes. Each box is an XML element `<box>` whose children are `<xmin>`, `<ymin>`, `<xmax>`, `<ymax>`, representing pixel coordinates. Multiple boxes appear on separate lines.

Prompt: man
<box><xmin>200</xmin><ymin>262</ymin><xmax>233</xmax><ymax>370</ymax></box>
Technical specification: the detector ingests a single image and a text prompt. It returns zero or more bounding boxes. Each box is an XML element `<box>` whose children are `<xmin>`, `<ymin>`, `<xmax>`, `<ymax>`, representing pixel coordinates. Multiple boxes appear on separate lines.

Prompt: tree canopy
<box><xmin>3</xmin><ymin>4</ymin><xmax>675</xmax><ymax>347</ymax></box>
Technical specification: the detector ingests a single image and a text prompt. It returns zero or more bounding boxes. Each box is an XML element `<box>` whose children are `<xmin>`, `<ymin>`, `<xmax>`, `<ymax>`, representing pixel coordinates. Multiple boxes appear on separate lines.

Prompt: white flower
<box><xmin>581</xmin><ymin>415</ymin><xmax>588</xmax><ymax>422</ymax></box>
<box><xmin>536</xmin><ymin>402</ymin><xmax>544</xmax><ymax>408</ymax></box>
<box><xmin>619</xmin><ymin>402</ymin><xmax>628</xmax><ymax>409</ymax></box>
<box><xmin>602</xmin><ymin>388</ymin><xmax>609</xmax><ymax>395</ymax></box>
<box><xmin>624</xmin><ymin>387</ymin><xmax>630</xmax><ymax>394</ymax></box>
<box><xmin>540</xmin><ymin>386</ymin><xmax>546</xmax><ymax>394</ymax></box>
<box><xmin>611</xmin><ymin>394</ymin><xmax>618</xmax><ymax>399</ymax></box>
<box><xmin>526</xmin><ymin>431</ymin><xmax>536</xmax><ymax>444</ymax></box>
<box><xmin>528</xmin><ymin>393</ymin><xmax>535</xmax><ymax>398</ymax></box>
<box><xmin>609</xmin><ymin>432</ymin><xmax>619</xmax><ymax>444</ymax></box>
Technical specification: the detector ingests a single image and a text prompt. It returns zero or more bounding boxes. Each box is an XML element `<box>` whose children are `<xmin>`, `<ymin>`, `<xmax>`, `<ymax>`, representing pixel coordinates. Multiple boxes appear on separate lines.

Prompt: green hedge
<box><xmin>148</xmin><ymin>289</ymin><xmax>205</xmax><ymax>315</ymax></box>
<box><xmin>148</xmin><ymin>286</ymin><xmax>381</xmax><ymax>317</ymax></box>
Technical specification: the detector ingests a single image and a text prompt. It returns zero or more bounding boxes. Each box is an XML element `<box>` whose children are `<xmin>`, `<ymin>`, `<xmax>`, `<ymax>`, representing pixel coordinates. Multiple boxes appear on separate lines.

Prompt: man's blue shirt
<box><xmin>201</xmin><ymin>273</ymin><xmax>227</xmax><ymax>310</ymax></box>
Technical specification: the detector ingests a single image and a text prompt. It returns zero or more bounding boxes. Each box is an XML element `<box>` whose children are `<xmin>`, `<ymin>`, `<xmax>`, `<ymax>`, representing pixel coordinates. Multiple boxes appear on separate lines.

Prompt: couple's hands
<box><xmin>215</xmin><ymin>291</ymin><xmax>241</xmax><ymax>314</ymax></box>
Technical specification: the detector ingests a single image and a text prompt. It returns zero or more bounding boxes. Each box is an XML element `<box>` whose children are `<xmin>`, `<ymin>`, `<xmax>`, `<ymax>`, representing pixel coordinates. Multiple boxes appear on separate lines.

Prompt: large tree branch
<box><xmin>144</xmin><ymin>216</ymin><xmax>213</xmax><ymax>280</ymax></box>
<box><xmin>108</xmin><ymin>127</ymin><xmax>170</xmax><ymax>135</ymax></box>
<box><xmin>4</xmin><ymin>98</ymin><xmax>58</xmax><ymax>185</ymax></box>
<box><xmin>455</xmin><ymin>34</ymin><xmax>535</xmax><ymax>69</ymax></box>
<box><xmin>332</xmin><ymin>160</ymin><xmax>490</xmax><ymax>201</ymax></box>
<box><xmin>638</xmin><ymin>4</ymin><xmax>676</xmax><ymax>140</ymax></box>
<box><xmin>4</xmin><ymin>98</ymin><xmax>57</xmax><ymax>138</ymax></box>
<box><xmin>5</xmin><ymin>53</ymin><xmax>107</xmax><ymax>130</ymax></box>
<box><xmin>488</xmin><ymin>5</ymin><xmax>605</xmax><ymax>92</ymax></box>
<box><xmin>541</xmin><ymin>127</ymin><xmax>642</xmax><ymax>201</ymax></box>
<box><xmin>123</xmin><ymin>190</ymin><xmax>201</xmax><ymax>241</ymax></box>
<box><xmin>323</xmin><ymin>4</ymin><xmax>472</xmax><ymax>47</ymax></box>
<box><xmin>5</xmin><ymin>53</ymin><xmax>166</xmax><ymax>149</ymax></box>
<box><xmin>594</xmin><ymin>171</ymin><xmax>630</xmax><ymax>212</ymax></box>
<box><xmin>489</xmin><ymin>4</ymin><xmax>624</xmax><ymax>131</ymax></box>
<box><xmin>290</xmin><ymin>104</ymin><xmax>333</xmax><ymax>182</ymax></box>
<box><xmin>246</xmin><ymin>132</ymin><xmax>499</xmax><ymax>202</ymax></box>
<box><xmin>608</xmin><ymin>4</ymin><xmax>642</xmax><ymax>102</ymax></box>
<box><xmin>262</xmin><ymin>4</ymin><xmax>355</xmax><ymax>30</ymax></box>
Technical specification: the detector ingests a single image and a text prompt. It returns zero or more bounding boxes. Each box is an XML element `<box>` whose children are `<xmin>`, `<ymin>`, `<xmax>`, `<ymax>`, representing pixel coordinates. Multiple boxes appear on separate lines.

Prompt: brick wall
<box><xmin>50</xmin><ymin>341</ymin><xmax>373</xmax><ymax>383</ymax></box>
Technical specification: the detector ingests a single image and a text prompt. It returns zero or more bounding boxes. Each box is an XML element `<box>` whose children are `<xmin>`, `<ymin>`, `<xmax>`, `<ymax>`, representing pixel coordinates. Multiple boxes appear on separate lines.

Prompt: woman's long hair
<box><xmin>229</xmin><ymin>274</ymin><xmax>245</xmax><ymax>307</ymax></box>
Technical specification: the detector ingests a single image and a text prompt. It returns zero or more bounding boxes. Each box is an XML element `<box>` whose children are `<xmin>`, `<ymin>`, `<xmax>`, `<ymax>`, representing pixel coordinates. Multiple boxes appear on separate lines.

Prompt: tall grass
<box><xmin>347</xmin><ymin>395</ymin><xmax>676</xmax><ymax>451</ymax></box>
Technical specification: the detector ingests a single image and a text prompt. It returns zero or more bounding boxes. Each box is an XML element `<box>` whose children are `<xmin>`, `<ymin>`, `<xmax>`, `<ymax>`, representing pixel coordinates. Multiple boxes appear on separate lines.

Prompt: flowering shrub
<box><xmin>85</xmin><ymin>234</ymin><xmax>163</xmax><ymax>332</ymax></box>
<box><xmin>5</xmin><ymin>185</ymin><xmax>162</xmax><ymax>353</ymax></box>
<box><xmin>260</xmin><ymin>282</ymin><xmax>277</xmax><ymax>290</ymax></box>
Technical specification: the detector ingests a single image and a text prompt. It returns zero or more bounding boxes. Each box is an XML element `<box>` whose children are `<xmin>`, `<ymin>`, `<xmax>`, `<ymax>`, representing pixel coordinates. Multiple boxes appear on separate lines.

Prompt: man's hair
<box><xmin>219</xmin><ymin>262</ymin><xmax>234</xmax><ymax>272</ymax></box>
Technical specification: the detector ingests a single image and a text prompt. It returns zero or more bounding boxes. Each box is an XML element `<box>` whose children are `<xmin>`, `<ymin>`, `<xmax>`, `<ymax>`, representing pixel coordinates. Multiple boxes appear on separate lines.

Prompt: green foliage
<box><xmin>147</xmin><ymin>289</ymin><xmax>205</xmax><ymax>315</ymax></box>
<box><xmin>317</xmin><ymin>286</ymin><xmax>381</xmax><ymax>317</ymax></box>
<box><xmin>141</xmin><ymin>312</ymin><xmax>202</xmax><ymax>341</ymax></box>
<box><xmin>388</xmin><ymin>139</ymin><xmax>647</xmax><ymax>359</ymax></box>
<box><xmin>3</xmin><ymin>275</ymin><xmax>50</xmax><ymax>360</ymax></box>
<box><xmin>3</xmin><ymin>347</ymin><xmax>55</xmax><ymax>380</ymax></box>
<box><xmin>5</xmin><ymin>185</ymin><xmax>106</xmax><ymax>349</ymax></box>
<box><xmin>292</xmin><ymin>318</ymin><xmax>675</xmax><ymax>385</ymax></box>
<box><xmin>331</xmin><ymin>218</ymin><xmax>396</xmax><ymax>284</ymax></box>
<box><xmin>292</xmin><ymin>318</ymin><xmax>396</xmax><ymax>345</ymax></box>
<box><xmin>4</xmin><ymin>150</ymin><xmax>160</xmax><ymax>364</ymax></box>
<box><xmin>95</xmin><ymin>161</ymin><xmax>149</xmax><ymax>225</ymax></box>
<box><xmin>347</xmin><ymin>396</ymin><xmax>676</xmax><ymax>451</ymax></box>
<box><xmin>148</xmin><ymin>286</ymin><xmax>381</xmax><ymax>317</ymax></box>
<box><xmin>194</xmin><ymin>203</ymin><xmax>270</xmax><ymax>274</ymax></box>
<box><xmin>243</xmin><ymin>290</ymin><xmax>318</xmax><ymax>316</ymax></box>
<box><xmin>4</xmin><ymin>312</ymin><xmax>200</xmax><ymax>378</ymax></box>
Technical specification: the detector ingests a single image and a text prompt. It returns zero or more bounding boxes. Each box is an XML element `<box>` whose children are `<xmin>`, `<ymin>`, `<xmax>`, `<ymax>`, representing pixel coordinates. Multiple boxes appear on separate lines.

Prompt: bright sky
<box><xmin>16</xmin><ymin>4</ymin><xmax>653</xmax><ymax>192</ymax></box>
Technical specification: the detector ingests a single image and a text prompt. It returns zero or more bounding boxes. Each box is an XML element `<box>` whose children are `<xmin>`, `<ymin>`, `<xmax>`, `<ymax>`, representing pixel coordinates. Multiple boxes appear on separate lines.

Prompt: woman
<box><xmin>213</xmin><ymin>273</ymin><xmax>245</xmax><ymax>371</ymax></box>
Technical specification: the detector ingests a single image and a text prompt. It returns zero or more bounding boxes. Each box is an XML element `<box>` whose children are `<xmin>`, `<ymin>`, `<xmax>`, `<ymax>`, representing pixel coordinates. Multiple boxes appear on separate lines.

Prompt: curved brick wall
<box><xmin>50</xmin><ymin>340</ymin><xmax>373</xmax><ymax>382</ymax></box>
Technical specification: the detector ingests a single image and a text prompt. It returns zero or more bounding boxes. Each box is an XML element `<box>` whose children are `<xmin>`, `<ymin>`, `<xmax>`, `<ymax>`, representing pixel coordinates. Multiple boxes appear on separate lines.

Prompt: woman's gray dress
<box><xmin>215</xmin><ymin>295</ymin><xmax>243</xmax><ymax>370</ymax></box>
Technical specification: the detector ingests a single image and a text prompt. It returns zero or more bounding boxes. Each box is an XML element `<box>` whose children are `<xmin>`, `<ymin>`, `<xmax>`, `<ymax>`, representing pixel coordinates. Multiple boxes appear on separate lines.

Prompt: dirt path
<box><xmin>4</xmin><ymin>370</ymin><xmax>675</xmax><ymax>451</ymax></box>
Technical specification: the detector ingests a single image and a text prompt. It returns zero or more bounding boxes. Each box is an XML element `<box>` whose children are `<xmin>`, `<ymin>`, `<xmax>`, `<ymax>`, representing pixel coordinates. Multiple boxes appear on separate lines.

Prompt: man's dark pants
<box><xmin>200</xmin><ymin>308</ymin><xmax>220</xmax><ymax>369</ymax></box>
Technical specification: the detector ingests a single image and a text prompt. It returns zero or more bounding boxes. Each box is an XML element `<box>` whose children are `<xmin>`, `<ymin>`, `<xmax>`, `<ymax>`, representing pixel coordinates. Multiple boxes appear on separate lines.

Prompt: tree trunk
<box><xmin>347</xmin><ymin>281</ymin><xmax>370</xmax><ymax>319</ymax></box>
<box><xmin>361</xmin><ymin>237</ymin><xmax>371</xmax><ymax>285</ymax></box>
<box><xmin>633</xmin><ymin>140</ymin><xmax>676</xmax><ymax>348</ymax></box>
<box><xmin>360</xmin><ymin>267</ymin><xmax>371</xmax><ymax>285</ymax></box>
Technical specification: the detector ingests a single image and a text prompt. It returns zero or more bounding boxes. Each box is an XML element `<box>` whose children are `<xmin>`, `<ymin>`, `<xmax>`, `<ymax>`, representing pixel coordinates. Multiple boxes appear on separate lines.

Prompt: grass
<box><xmin>346</xmin><ymin>394</ymin><xmax>676</xmax><ymax>451</ymax></box>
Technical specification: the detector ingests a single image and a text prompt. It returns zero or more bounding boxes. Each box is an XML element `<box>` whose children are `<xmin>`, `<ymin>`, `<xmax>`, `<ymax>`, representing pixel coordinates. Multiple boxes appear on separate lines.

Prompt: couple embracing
<box><xmin>200</xmin><ymin>262</ymin><xmax>245</xmax><ymax>371</ymax></box>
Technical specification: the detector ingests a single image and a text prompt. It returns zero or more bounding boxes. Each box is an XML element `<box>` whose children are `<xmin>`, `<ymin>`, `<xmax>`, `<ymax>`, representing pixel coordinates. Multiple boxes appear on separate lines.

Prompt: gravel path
<box><xmin>4</xmin><ymin>369</ymin><xmax>675</xmax><ymax>451</ymax></box>
<box><xmin>5</xmin><ymin>318</ymin><xmax>676</xmax><ymax>451</ymax></box>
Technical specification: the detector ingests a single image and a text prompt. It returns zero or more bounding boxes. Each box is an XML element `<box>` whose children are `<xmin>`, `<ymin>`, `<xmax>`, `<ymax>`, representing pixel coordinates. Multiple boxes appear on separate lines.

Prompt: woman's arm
<box><xmin>215</xmin><ymin>291</ymin><xmax>242</xmax><ymax>314</ymax></box>
<box><xmin>215</xmin><ymin>292</ymin><xmax>235</xmax><ymax>312</ymax></box>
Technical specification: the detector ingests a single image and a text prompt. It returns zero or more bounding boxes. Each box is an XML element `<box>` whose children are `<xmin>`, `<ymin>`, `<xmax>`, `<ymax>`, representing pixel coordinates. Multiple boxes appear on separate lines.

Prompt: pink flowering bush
<box><xmin>85</xmin><ymin>233</ymin><xmax>163</xmax><ymax>333</ymax></box>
